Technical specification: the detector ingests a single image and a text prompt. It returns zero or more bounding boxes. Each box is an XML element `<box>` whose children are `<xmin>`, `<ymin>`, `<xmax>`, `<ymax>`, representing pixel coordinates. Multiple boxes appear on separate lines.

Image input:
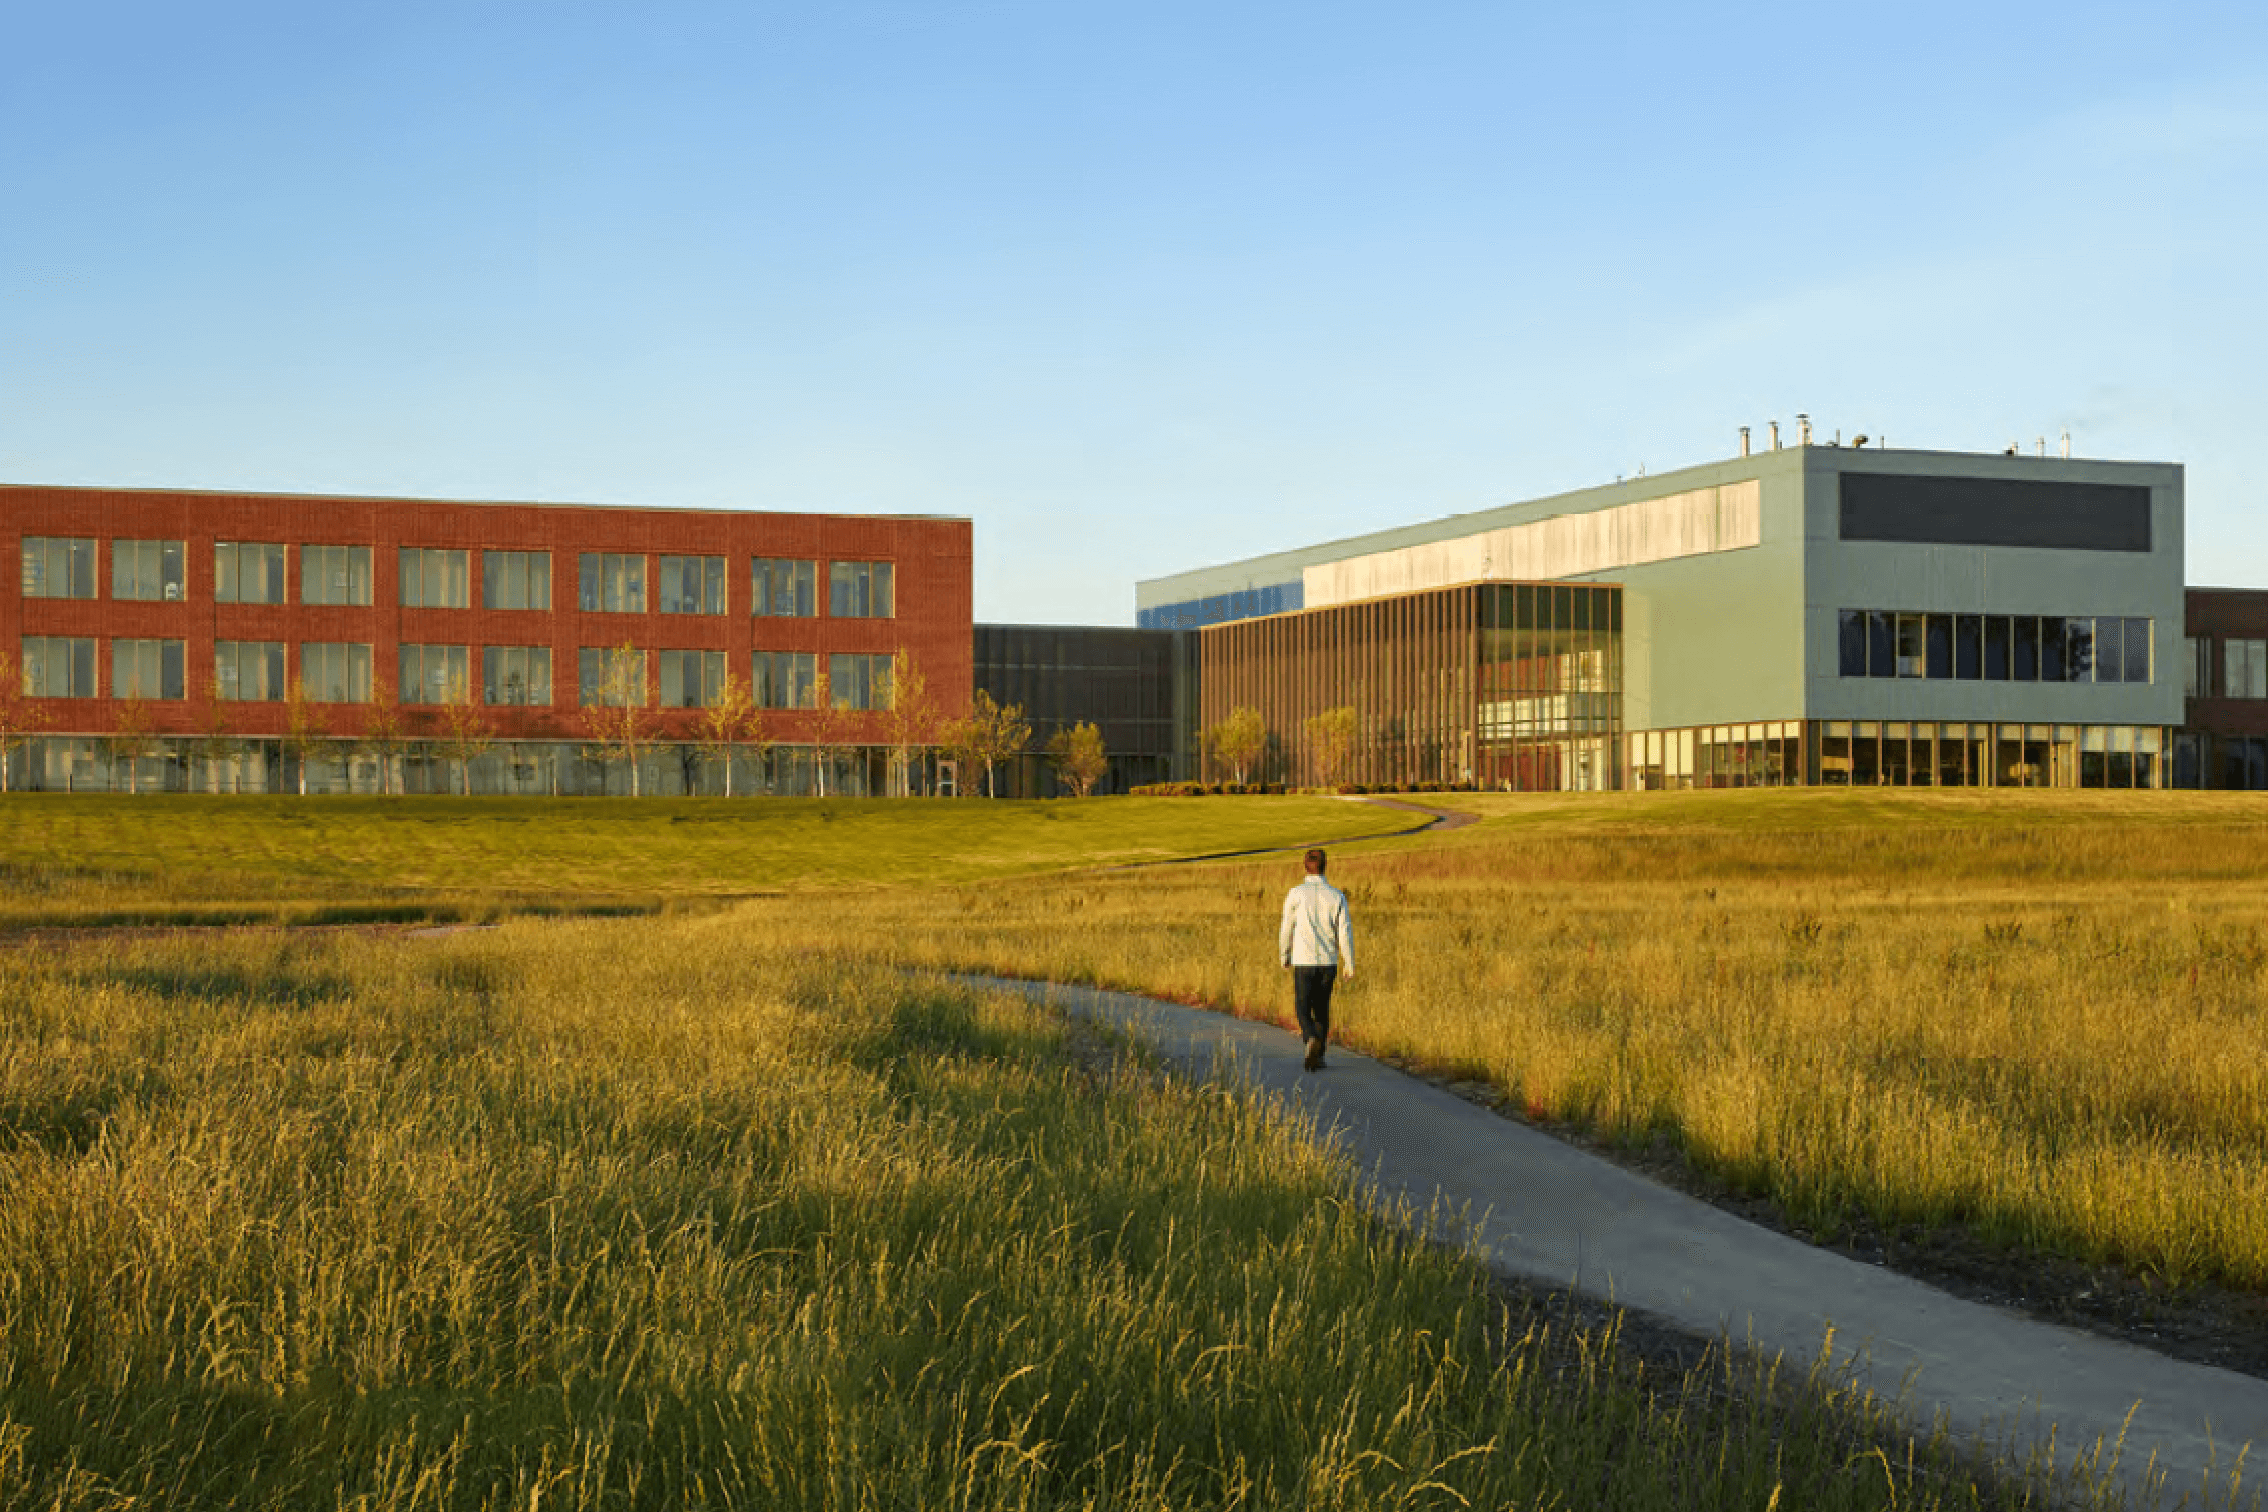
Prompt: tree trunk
<box><xmin>724</xmin><ymin>752</ymin><xmax>734</xmax><ymax>799</ymax></box>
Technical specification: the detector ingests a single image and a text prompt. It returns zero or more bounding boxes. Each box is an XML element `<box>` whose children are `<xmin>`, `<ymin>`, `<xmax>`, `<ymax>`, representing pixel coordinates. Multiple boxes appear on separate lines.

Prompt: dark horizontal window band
<box><xmin>1837</xmin><ymin>610</ymin><xmax>2153</xmax><ymax>684</ymax></box>
<box><xmin>1839</xmin><ymin>473</ymin><xmax>2151</xmax><ymax>553</ymax></box>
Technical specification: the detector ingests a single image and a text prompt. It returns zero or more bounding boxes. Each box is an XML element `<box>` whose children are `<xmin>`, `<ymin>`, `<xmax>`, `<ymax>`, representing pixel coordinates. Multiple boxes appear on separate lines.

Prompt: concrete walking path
<box><xmin>965</xmin><ymin>974</ymin><xmax>2265</xmax><ymax>1510</ymax></box>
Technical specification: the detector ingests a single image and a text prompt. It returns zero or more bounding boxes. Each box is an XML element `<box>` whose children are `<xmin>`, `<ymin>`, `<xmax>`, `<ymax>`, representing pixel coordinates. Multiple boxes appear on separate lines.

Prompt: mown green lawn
<box><xmin>0</xmin><ymin>793</ymin><xmax>1411</xmax><ymax>927</ymax></box>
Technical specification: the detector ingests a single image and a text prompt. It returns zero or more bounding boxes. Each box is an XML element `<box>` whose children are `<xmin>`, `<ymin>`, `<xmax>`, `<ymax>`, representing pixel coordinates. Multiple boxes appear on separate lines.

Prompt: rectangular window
<box><xmin>21</xmin><ymin>538</ymin><xmax>98</xmax><ymax>600</ymax></box>
<box><xmin>2122</xmin><ymin>619</ymin><xmax>2150</xmax><ymax>686</ymax></box>
<box><xmin>301</xmin><ymin>545</ymin><xmax>374</xmax><ymax>607</ymax></box>
<box><xmin>111</xmin><ymin>639</ymin><xmax>186</xmax><ymax>700</ymax></box>
<box><xmin>751</xmin><ymin>649</ymin><xmax>816</xmax><ymax>709</ymax></box>
<box><xmin>482</xmin><ymin>551</ymin><xmax>552</xmax><ymax>611</ymax></box>
<box><xmin>659</xmin><ymin>556</ymin><xmax>726</xmax><ymax>616</ymax></box>
<box><xmin>2186</xmin><ymin>636</ymin><xmax>2205</xmax><ymax>697</ymax></box>
<box><xmin>2014</xmin><ymin>617</ymin><xmax>2040</xmax><ymax>681</ymax></box>
<box><xmin>1954</xmin><ymin>614</ymin><xmax>1982</xmax><ymax>680</ymax></box>
<box><xmin>483</xmin><ymin>646</ymin><xmax>552</xmax><ymax>706</ymax></box>
<box><xmin>113</xmin><ymin>540</ymin><xmax>186</xmax><ymax>602</ymax></box>
<box><xmin>828</xmin><ymin>560</ymin><xmax>894</xmax><ymax>619</ymax></box>
<box><xmin>1984</xmin><ymin>616</ymin><xmax>2011</xmax><ymax>680</ymax></box>
<box><xmin>215</xmin><ymin>641</ymin><xmax>286</xmax><ymax>701</ymax></box>
<box><xmin>1924</xmin><ymin>614</ymin><xmax>1952</xmax><ymax>680</ymax></box>
<box><xmin>659</xmin><ymin>649</ymin><xmax>727</xmax><ymax>707</ymax></box>
<box><xmin>827</xmin><ymin>652</ymin><xmax>895</xmax><ymax>711</ymax></box>
<box><xmin>23</xmin><ymin>636</ymin><xmax>97</xmax><ymax>697</ymax></box>
<box><xmin>753</xmin><ymin>558</ymin><xmax>817</xmax><ymax>617</ymax></box>
<box><xmin>1867</xmin><ymin>610</ymin><xmax>1895</xmax><ymax>679</ymax></box>
<box><xmin>2230</xmin><ymin>638</ymin><xmax>2268</xmax><ymax>700</ymax></box>
<box><xmin>578</xmin><ymin>647</ymin><xmax>647</xmax><ymax>706</ymax></box>
<box><xmin>2064</xmin><ymin>618</ymin><xmax>2095</xmax><ymax>683</ymax></box>
<box><xmin>2094</xmin><ymin>620</ymin><xmax>2123</xmax><ymax>685</ymax></box>
<box><xmin>1838</xmin><ymin>610</ymin><xmax>1866</xmax><ymax>678</ymax></box>
<box><xmin>1895</xmin><ymin>613</ymin><xmax>1926</xmax><ymax>678</ymax></box>
<box><xmin>216</xmin><ymin>543</ymin><xmax>287</xmax><ymax>604</ymax></box>
<box><xmin>398</xmin><ymin>643</ymin><xmax>470</xmax><ymax>705</ymax></box>
<box><xmin>301</xmin><ymin>643</ymin><xmax>373</xmax><ymax>704</ymax></box>
<box><xmin>578</xmin><ymin>553</ymin><xmax>646</xmax><ymax>614</ymax></box>
<box><xmin>399</xmin><ymin>548</ymin><xmax>471</xmax><ymax>609</ymax></box>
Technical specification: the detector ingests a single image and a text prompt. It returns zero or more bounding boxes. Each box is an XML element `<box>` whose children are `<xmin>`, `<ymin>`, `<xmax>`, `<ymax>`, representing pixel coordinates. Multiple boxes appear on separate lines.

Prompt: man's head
<box><xmin>1304</xmin><ymin>848</ymin><xmax>1327</xmax><ymax>875</ymax></box>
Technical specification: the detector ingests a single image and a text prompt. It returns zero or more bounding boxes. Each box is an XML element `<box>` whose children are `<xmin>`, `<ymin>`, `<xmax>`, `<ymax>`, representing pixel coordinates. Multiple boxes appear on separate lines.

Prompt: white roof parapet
<box><xmin>1302</xmin><ymin>479</ymin><xmax>1761</xmax><ymax>607</ymax></box>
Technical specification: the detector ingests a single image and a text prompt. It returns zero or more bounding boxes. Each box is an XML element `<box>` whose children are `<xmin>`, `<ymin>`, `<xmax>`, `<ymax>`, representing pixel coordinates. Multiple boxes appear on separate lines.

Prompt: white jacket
<box><xmin>1279</xmin><ymin>876</ymin><xmax>1354</xmax><ymax>973</ymax></box>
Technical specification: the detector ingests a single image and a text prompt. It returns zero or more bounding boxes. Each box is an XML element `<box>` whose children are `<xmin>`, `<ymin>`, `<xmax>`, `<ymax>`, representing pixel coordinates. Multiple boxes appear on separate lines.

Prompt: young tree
<box><xmin>945</xmin><ymin>689</ymin><xmax>1029</xmax><ymax>799</ymax></box>
<box><xmin>0</xmin><ymin>652</ymin><xmax>45</xmax><ymax>793</ymax></box>
<box><xmin>878</xmin><ymin>649</ymin><xmax>940</xmax><ymax>796</ymax></box>
<box><xmin>1047</xmin><ymin>720</ymin><xmax>1109</xmax><ymax>798</ymax></box>
<box><xmin>195</xmin><ymin>679</ymin><xmax>242</xmax><ymax>794</ymax></box>
<box><xmin>1206</xmin><ymin>705</ymin><xmax>1269</xmax><ymax>787</ymax></box>
<box><xmin>357</xmin><ymin>676</ymin><xmax>411</xmax><ymax>796</ymax></box>
<box><xmin>577</xmin><ymin>644</ymin><xmax>655</xmax><ymax>797</ymax></box>
<box><xmin>279</xmin><ymin>677</ymin><xmax>332</xmax><ymax>796</ymax></box>
<box><xmin>1304</xmin><ymin>704</ymin><xmax>1360</xmax><ymax>788</ymax></box>
<box><xmin>433</xmin><ymin>674</ymin><xmax>498</xmax><ymax>796</ymax></box>
<box><xmin>806</xmin><ymin>671</ymin><xmax>860</xmax><ymax>799</ymax></box>
<box><xmin>692</xmin><ymin>672</ymin><xmax>762</xmax><ymax>797</ymax></box>
<box><xmin>107</xmin><ymin>695</ymin><xmax>159</xmax><ymax>795</ymax></box>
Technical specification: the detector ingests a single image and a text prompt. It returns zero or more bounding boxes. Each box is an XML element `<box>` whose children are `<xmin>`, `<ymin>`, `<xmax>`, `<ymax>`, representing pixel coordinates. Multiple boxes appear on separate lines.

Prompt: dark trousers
<box><xmin>1291</xmin><ymin>965</ymin><xmax>1338</xmax><ymax>1045</ymax></box>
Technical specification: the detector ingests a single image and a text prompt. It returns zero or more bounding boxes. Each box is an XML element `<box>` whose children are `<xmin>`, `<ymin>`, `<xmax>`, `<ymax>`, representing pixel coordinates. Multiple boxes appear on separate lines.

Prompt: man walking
<box><xmin>1279</xmin><ymin>847</ymin><xmax>1354</xmax><ymax>1072</ymax></box>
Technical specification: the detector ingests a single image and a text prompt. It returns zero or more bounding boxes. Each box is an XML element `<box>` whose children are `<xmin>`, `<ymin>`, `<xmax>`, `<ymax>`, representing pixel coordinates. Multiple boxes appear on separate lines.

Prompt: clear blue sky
<box><xmin>6</xmin><ymin>1</ymin><xmax>2265</xmax><ymax>622</ymax></box>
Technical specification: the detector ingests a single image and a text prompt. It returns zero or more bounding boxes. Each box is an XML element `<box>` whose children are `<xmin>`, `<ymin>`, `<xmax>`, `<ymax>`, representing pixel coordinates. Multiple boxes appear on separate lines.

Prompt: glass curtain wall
<box><xmin>1196</xmin><ymin>581</ymin><xmax>1621</xmax><ymax>791</ymax></box>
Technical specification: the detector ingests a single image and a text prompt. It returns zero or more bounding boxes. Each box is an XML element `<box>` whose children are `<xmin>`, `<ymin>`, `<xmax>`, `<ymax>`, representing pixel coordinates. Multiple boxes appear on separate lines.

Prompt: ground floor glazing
<box><xmin>1622</xmin><ymin>721</ymin><xmax>2176</xmax><ymax>790</ymax></box>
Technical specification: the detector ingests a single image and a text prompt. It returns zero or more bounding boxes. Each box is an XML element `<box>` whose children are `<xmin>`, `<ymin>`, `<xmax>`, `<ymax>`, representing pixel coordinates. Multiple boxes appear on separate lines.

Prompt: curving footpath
<box><xmin>962</xmin><ymin>974</ymin><xmax>2265</xmax><ymax>1510</ymax></box>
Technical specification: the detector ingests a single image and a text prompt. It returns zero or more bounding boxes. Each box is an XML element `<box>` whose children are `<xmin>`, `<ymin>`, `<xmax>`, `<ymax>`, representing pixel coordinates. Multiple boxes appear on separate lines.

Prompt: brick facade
<box><xmin>3</xmin><ymin>483</ymin><xmax>971</xmax><ymax>788</ymax></box>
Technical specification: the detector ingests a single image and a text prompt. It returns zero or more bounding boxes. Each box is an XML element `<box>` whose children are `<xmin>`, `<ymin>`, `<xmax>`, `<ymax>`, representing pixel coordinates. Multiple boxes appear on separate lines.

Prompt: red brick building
<box><xmin>3</xmin><ymin>483</ymin><xmax>972</xmax><ymax>794</ymax></box>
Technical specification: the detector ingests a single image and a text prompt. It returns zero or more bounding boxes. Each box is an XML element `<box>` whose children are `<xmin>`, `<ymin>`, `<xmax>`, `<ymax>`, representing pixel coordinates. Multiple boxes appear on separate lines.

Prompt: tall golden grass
<box><xmin>788</xmin><ymin>792</ymin><xmax>2268</xmax><ymax>1291</ymax></box>
<box><xmin>0</xmin><ymin>915</ymin><xmax>2108</xmax><ymax>1508</ymax></box>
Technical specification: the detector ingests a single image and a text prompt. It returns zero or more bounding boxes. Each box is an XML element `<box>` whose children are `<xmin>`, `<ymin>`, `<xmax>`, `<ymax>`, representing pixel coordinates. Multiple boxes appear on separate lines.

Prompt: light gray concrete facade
<box><xmin>1140</xmin><ymin>444</ymin><xmax>2185</xmax><ymax>767</ymax></box>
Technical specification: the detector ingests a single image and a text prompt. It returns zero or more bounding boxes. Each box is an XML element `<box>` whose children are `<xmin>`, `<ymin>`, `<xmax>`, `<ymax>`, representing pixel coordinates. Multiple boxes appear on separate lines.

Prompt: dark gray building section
<box><xmin>1837</xmin><ymin>473</ymin><xmax>2153</xmax><ymax>553</ymax></box>
<box><xmin>973</xmin><ymin>624</ymin><xmax>1197</xmax><ymax>796</ymax></box>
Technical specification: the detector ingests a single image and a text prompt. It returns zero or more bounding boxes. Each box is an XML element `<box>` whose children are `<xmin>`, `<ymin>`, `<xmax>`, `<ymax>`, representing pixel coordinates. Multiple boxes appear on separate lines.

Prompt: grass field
<box><xmin>0</xmin><ymin>793</ymin><xmax>1407</xmax><ymax>928</ymax></box>
<box><xmin>3</xmin><ymin>788</ymin><xmax>2258</xmax><ymax>1506</ymax></box>
<box><xmin>754</xmin><ymin>789</ymin><xmax>2268</xmax><ymax>1295</ymax></box>
<box><xmin>0</xmin><ymin>914</ymin><xmax>2072</xmax><ymax>1509</ymax></box>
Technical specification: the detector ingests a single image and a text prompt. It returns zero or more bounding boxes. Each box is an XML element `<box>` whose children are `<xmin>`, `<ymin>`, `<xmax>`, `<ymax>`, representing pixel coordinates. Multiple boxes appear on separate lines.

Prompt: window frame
<box><xmin>111</xmin><ymin>638</ymin><xmax>186</xmax><ymax>701</ymax></box>
<box><xmin>113</xmin><ymin>540</ymin><xmax>187</xmax><ymax>603</ymax></box>
<box><xmin>301</xmin><ymin>545</ymin><xmax>374</xmax><ymax>607</ymax></box>
<box><xmin>216</xmin><ymin>542</ymin><xmax>288</xmax><ymax>605</ymax></box>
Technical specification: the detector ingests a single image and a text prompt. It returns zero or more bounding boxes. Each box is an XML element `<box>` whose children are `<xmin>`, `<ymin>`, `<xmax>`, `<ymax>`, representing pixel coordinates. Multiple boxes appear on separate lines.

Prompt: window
<box><xmin>22</xmin><ymin>538</ymin><xmax>98</xmax><ymax>600</ymax></box>
<box><xmin>215</xmin><ymin>641</ymin><xmax>286</xmax><ymax>701</ymax></box>
<box><xmin>1894</xmin><ymin>613</ymin><xmax>1926</xmax><ymax>678</ymax></box>
<box><xmin>23</xmin><ymin>637</ymin><xmax>96</xmax><ymax>697</ymax></box>
<box><xmin>302</xmin><ymin>643</ymin><xmax>373</xmax><ymax>704</ymax></box>
<box><xmin>113</xmin><ymin>540</ymin><xmax>186</xmax><ymax>602</ymax></box>
<box><xmin>399</xmin><ymin>548</ymin><xmax>470</xmax><ymax>609</ymax></box>
<box><xmin>659</xmin><ymin>649</ymin><xmax>727</xmax><ymax>707</ymax></box>
<box><xmin>1985</xmin><ymin>617</ymin><xmax>2011</xmax><ymax>680</ymax></box>
<box><xmin>2064</xmin><ymin>618</ymin><xmax>2095</xmax><ymax>683</ymax></box>
<box><xmin>302</xmin><ymin>545</ymin><xmax>373</xmax><ymax>606</ymax></box>
<box><xmin>752</xmin><ymin>558</ymin><xmax>816</xmax><ymax>618</ymax></box>
<box><xmin>1837</xmin><ymin>610</ymin><xmax>1866</xmax><ymax>678</ymax></box>
<box><xmin>578</xmin><ymin>647</ymin><xmax>647</xmax><ymax>706</ymax></box>
<box><xmin>2010</xmin><ymin>617</ymin><xmax>2039</xmax><ymax>681</ymax></box>
<box><xmin>2228</xmin><ymin>639</ymin><xmax>2268</xmax><ymax>700</ymax></box>
<box><xmin>111</xmin><ymin>639</ymin><xmax>185</xmax><ymax>700</ymax></box>
<box><xmin>826</xmin><ymin>652</ymin><xmax>894</xmax><ymax>710</ymax></box>
<box><xmin>216</xmin><ymin>543</ymin><xmax>287</xmax><ymax>604</ymax></box>
<box><xmin>659</xmin><ymin>556</ymin><xmax>726</xmax><ymax>616</ymax></box>
<box><xmin>483</xmin><ymin>551</ymin><xmax>552</xmax><ymax>611</ymax></box>
<box><xmin>751</xmin><ymin>650</ymin><xmax>816</xmax><ymax>709</ymax></box>
<box><xmin>2122</xmin><ymin>619</ymin><xmax>2151</xmax><ymax>685</ymax></box>
<box><xmin>399</xmin><ymin>644</ymin><xmax>470</xmax><ymax>705</ymax></box>
<box><xmin>1837</xmin><ymin>610</ymin><xmax>2154</xmax><ymax>686</ymax></box>
<box><xmin>483</xmin><ymin>646</ymin><xmax>552</xmax><ymax>706</ymax></box>
<box><xmin>1954</xmin><ymin>614</ymin><xmax>1982</xmax><ymax>680</ymax></box>
<box><xmin>578</xmin><ymin>553</ymin><xmax>646</xmax><ymax>613</ymax></box>
<box><xmin>829</xmin><ymin>560</ymin><xmax>894</xmax><ymax>618</ymax></box>
<box><xmin>2185</xmin><ymin>636</ymin><xmax>2207</xmax><ymax>698</ymax></box>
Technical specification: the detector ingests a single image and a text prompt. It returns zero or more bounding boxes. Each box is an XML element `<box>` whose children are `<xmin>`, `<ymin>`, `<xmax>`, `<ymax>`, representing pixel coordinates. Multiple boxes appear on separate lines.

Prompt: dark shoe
<box><xmin>1303</xmin><ymin>1037</ymin><xmax>1325</xmax><ymax>1072</ymax></box>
